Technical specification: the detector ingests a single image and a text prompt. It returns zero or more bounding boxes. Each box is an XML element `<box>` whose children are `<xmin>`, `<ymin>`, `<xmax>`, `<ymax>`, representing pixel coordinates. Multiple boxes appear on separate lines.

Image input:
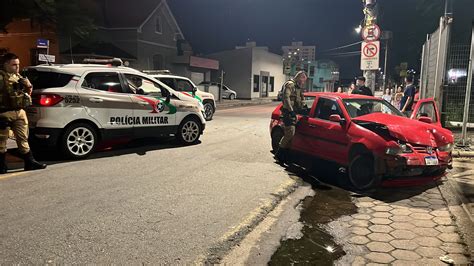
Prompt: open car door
<box><xmin>410</xmin><ymin>98</ymin><xmax>442</xmax><ymax>127</ymax></box>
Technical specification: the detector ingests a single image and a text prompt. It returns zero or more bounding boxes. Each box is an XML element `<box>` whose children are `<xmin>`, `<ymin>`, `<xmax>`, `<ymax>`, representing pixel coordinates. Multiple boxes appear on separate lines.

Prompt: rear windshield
<box><xmin>22</xmin><ymin>70</ymin><xmax>73</xmax><ymax>90</ymax></box>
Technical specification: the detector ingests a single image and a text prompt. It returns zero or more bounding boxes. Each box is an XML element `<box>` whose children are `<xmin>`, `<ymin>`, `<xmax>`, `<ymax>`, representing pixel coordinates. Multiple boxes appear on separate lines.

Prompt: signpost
<box><xmin>38</xmin><ymin>54</ymin><xmax>55</xmax><ymax>63</ymax></box>
<box><xmin>360</xmin><ymin>41</ymin><xmax>380</xmax><ymax>70</ymax></box>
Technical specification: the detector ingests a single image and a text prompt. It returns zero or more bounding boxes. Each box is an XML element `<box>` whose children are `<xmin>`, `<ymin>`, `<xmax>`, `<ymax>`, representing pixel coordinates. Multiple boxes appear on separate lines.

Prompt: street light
<box><xmin>355</xmin><ymin>25</ymin><xmax>362</xmax><ymax>34</ymax></box>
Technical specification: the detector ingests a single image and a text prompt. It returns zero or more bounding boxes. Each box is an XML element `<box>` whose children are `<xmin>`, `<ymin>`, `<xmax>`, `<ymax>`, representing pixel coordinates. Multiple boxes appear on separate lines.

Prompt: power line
<box><xmin>322</xmin><ymin>41</ymin><xmax>362</xmax><ymax>52</ymax></box>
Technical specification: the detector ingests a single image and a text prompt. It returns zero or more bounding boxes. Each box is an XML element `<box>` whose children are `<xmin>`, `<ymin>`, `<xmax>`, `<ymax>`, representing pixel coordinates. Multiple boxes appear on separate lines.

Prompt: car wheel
<box><xmin>348</xmin><ymin>155</ymin><xmax>381</xmax><ymax>191</ymax></box>
<box><xmin>61</xmin><ymin>123</ymin><xmax>97</xmax><ymax>159</ymax></box>
<box><xmin>229</xmin><ymin>94</ymin><xmax>235</xmax><ymax>100</ymax></box>
<box><xmin>271</xmin><ymin>128</ymin><xmax>284</xmax><ymax>153</ymax></box>
<box><xmin>203</xmin><ymin>102</ymin><xmax>214</xmax><ymax>121</ymax></box>
<box><xmin>176</xmin><ymin>117</ymin><xmax>202</xmax><ymax>145</ymax></box>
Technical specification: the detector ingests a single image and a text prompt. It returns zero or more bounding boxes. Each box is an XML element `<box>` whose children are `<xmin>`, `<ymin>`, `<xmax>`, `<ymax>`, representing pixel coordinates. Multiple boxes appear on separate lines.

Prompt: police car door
<box><xmin>123</xmin><ymin>73</ymin><xmax>177</xmax><ymax>138</ymax></box>
<box><xmin>79</xmin><ymin>71</ymin><xmax>134</xmax><ymax>137</ymax></box>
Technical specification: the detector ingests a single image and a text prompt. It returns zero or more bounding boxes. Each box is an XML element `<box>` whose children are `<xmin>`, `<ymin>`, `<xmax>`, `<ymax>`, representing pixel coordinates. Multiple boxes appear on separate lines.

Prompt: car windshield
<box><xmin>343</xmin><ymin>99</ymin><xmax>404</xmax><ymax>118</ymax></box>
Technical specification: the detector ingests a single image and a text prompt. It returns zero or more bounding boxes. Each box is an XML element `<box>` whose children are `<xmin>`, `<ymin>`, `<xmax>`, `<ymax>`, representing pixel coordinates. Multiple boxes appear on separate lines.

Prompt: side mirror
<box><xmin>137</xmin><ymin>88</ymin><xmax>145</xmax><ymax>95</ymax></box>
<box><xmin>329</xmin><ymin>114</ymin><xmax>342</xmax><ymax>123</ymax></box>
<box><xmin>418</xmin><ymin>116</ymin><xmax>432</xmax><ymax>124</ymax></box>
<box><xmin>192</xmin><ymin>87</ymin><xmax>197</xmax><ymax>96</ymax></box>
<box><xmin>162</xmin><ymin>89</ymin><xmax>171</xmax><ymax>103</ymax></box>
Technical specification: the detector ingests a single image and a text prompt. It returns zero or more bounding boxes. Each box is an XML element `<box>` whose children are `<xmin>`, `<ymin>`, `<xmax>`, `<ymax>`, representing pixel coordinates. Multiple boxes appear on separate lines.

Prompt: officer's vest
<box><xmin>0</xmin><ymin>70</ymin><xmax>31</xmax><ymax>110</ymax></box>
<box><xmin>282</xmin><ymin>79</ymin><xmax>303</xmax><ymax>109</ymax></box>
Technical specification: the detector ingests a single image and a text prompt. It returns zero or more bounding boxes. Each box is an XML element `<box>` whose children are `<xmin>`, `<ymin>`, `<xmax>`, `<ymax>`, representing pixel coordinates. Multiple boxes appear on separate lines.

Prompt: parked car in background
<box><xmin>23</xmin><ymin>61</ymin><xmax>206</xmax><ymax>159</ymax></box>
<box><xmin>198</xmin><ymin>82</ymin><xmax>237</xmax><ymax>100</ymax></box>
<box><xmin>145</xmin><ymin>71</ymin><xmax>216</xmax><ymax>121</ymax></box>
<box><xmin>270</xmin><ymin>92</ymin><xmax>454</xmax><ymax>190</ymax></box>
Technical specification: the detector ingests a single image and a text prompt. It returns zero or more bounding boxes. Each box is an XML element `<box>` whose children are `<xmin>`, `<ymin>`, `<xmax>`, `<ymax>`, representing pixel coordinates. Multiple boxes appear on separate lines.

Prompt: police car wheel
<box><xmin>177</xmin><ymin>117</ymin><xmax>201</xmax><ymax>145</ymax></box>
<box><xmin>61</xmin><ymin>123</ymin><xmax>97</xmax><ymax>159</ymax></box>
<box><xmin>229</xmin><ymin>94</ymin><xmax>235</xmax><ymax>100</ymax></box>
<box><xmin>203</xmin><ymin>102</ymin><xmax>214</xmax><ymax>121</ymax></box>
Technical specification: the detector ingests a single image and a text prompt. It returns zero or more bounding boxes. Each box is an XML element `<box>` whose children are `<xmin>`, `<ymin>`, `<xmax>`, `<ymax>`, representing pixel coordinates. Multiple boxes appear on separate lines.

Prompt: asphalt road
<box><xmin>0</xmin><ymin>102</ymin><xmax>293</xmax><ymax>264</ymax></box>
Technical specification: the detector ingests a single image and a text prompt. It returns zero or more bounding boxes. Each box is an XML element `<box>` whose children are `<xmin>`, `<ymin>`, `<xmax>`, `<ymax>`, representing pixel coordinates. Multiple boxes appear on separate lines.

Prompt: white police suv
<box><xmin>145</xmin><ymin>71</ymin><xmax>216</xmax><ymax>121</ymax></box>
<box><xmin>23</xmin><ymin>60</ymin><xmax>206</xmax><ymax>159</ymax></box>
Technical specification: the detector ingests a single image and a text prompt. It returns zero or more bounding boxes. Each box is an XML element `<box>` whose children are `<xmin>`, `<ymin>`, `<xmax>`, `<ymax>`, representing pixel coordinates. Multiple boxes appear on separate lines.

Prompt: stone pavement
<box><xmin>330</xmin><ymin>185</ymin><xmax>472</xmax><ymax>265</ymax></box>
<box><xmin>450</xmin><ymin>158</ymin><xmax>474</xmax><ymax>221</ymax></box>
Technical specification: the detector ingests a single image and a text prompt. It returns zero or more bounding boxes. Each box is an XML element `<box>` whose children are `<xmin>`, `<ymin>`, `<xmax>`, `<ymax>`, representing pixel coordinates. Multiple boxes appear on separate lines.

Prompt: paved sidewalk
<box><xmin>450</xmin><ymin>158</ymin><xmax>474</xmax><ymax>222</ymax></box>
<box><xmin>216</xmin><ymin>98</ymin><xmax>277</xmax><ymax>109</ymax></box>
<box><xmin>331</xmin><ymin>185</ymin><xmax>472</xmax><ymax>265</ymax></box>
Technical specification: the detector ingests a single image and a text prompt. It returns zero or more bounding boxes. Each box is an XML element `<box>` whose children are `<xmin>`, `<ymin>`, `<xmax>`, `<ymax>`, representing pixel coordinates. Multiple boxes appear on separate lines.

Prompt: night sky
<box><xmin>168</xmin><ymin>0</ymin><xmax>474</xmax><ymax>79</ymax></box>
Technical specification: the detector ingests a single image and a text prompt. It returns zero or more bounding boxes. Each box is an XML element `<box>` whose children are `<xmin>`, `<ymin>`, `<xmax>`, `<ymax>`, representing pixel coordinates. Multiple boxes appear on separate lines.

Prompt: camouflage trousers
<box><xmin>279</xmin><ymin>125</ymin><xmax>295</xmax><ymax>149</ymax></box>
<box><xmin>0</xmin><ymin>110</ymin><xmax>30</xmax><ymax>154</ymax></box>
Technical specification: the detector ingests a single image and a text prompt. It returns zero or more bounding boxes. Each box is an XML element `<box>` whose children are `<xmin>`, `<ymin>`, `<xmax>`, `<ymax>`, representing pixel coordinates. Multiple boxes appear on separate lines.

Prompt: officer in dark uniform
<box><xmin>0</xmin><ymin>53</ymin><xmax>46</xmax><ymax>174</ymax></box>
<box><xmin>275</xmin><ymin>71</ymin><xmax>307</xmax><ymax>164</ymax></box>
<box><xmin>352</xmin><ymin>76</ymin><xmax>373</xmax><ymax>96</ymax></box>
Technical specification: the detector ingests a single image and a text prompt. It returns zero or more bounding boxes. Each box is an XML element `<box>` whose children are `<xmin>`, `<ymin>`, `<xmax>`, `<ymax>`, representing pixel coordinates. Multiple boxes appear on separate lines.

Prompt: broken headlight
<box><xmin>438</xmin><ymin>143</ymin><xmax>454</xmax><ymax>152</ymax></box>
<box><xmin>385</xmin><ymin>142</ymin><xmax>413</xmax><ymax>155</ymax></box>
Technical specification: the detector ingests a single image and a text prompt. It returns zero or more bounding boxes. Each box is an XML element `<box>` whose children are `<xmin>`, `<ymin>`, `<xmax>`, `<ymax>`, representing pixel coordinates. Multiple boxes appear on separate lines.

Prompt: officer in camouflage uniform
<box><xmin>0</xmin><ymin>53</ymin><xmax>46</xmax><ymax>174</ymax></box>
<box><xmin>275</xmin><ymin>71</ymin><xmax>308</xmax><ymax>164</ymax></box>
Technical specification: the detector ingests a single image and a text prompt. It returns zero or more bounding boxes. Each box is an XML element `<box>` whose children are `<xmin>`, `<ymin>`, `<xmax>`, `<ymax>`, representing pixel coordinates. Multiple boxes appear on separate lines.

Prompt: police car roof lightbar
<box><xmin>142</xmin><ymin>70</ymin><xmax>172</xmax><ymax>74</ymax></box>
<box><xmin>83</xmin><ymin>58</ymin><xmax>123</xmax><ymax>67</ymax></box>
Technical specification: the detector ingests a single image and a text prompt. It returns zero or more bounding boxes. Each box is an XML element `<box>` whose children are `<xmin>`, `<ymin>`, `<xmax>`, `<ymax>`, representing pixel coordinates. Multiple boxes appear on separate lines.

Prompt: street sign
<box><xmin>37</xmin><ymin>39</ymin><xmax>49</xmax><ymax>48</ymax></box>
<box><xmin>361</xmin><ymin>24</ymin><xmax>381</xmax><ymax>41</ymax></box>
<box><xmin>360</xmin><ymin>41</ymin><xmax>380</xmax><ymax>70</ymax></box>
<box><xmin>38</xmin><ymin>54</ymin><xmax>55</xmax><ymax>63</ymax></box>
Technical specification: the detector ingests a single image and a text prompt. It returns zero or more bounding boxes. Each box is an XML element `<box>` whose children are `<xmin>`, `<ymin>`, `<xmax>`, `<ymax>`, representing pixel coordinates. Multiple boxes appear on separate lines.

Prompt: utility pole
<box><xmin>361</xmin><ymin>0</ymin><xmax>379</xmax><ymax>93</ymax></box>
<box><xmin>460</xmin><ymin>22</ymin><xmax>474</xmax><ymax>147</ymax></box>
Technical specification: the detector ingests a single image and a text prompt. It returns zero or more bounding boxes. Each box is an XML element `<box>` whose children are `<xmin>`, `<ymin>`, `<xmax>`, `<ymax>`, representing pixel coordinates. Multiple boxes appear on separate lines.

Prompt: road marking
<box><xmin>0</xmin><ymin>171</ymin><xmax>29</xmax><ymax>181</ymax></box>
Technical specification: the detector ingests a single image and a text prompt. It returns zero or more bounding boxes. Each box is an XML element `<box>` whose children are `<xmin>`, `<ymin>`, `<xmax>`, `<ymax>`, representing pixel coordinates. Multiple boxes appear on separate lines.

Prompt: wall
<box><xmin>0</xmin><ymin>19</ymin><xmax>59</xmax><ymax>67</ymax></box>
<box><xmin>208</xmin><ymin>48</ymin><xmax>252</xmax><ymax>99</ymax></box>
<box><xmin>251</xmin><ymin>48</ymin><xmax>285</xmax><ymax>98</ymax></box>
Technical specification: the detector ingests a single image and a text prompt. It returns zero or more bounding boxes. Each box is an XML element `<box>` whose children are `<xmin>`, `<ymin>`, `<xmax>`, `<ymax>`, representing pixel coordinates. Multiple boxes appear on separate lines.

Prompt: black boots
<box><xmin>0</xmin><ymin>152</ymin><xmax>7</xmax><ymax>174</ymax></box>
<box><xmin>274</xmin><ymin>148</ymin><xmax>290</xmax><ymax>165</ymax></box>
<box><xmin>21</xmin><ymin>151</ymin><xmax>47</xmax><ymax>171</ymax></box>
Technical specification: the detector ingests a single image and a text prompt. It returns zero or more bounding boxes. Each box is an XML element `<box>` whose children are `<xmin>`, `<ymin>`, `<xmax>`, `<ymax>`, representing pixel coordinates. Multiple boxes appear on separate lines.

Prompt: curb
<box><xmin>198</xmin><ymin>177</ymin><xmax>302</xmax><ymax>264</ymax></box>
<box><xmin>216</xmin><ymin>100</ymin><xmax>277</xmax><ymax>110</ymax></box>
<box><xmin>452</xmin><ymin>150</ymin><xmax>474</xmax><ymax>158</ymax></box>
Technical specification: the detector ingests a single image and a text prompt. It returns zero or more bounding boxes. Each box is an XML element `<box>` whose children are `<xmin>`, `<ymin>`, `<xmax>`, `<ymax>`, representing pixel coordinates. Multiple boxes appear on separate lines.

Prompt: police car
<box><xmin>144</xmin><ymin>71</ymin><xmax>216</xmax><ymax>121</ymax></box>
<box><xmin>22</xmin><ymin>59</ymin><xmax>206</xmax><ymax>159</ymax></box>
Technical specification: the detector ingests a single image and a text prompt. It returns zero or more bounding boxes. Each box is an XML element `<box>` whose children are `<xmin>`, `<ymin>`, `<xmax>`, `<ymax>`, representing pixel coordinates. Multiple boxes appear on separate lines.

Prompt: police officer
<box><xmin>275</xmin><ymin>71</ymin><xmax>308</xmax><ymax>164</ymax></box>
<box><xmin>352</xmin><ymin>76</ymin><xmax>373</xmax><ymax>96</ymax></box>
<box><xmin>0</xmin><ymin>53</ymin><xmax>46</xmax><ymax>174</ymax></box>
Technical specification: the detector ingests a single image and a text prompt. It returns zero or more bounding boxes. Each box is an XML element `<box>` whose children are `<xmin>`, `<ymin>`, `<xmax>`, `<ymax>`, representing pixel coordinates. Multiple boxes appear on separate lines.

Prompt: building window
<box><xmin>319</xmin><ymin>78</ymin><xmax>324</xmax><ymax>83</ymax></box>
<box><xmin>253</xmin><ymin>75</ymin><xmax>260</xmax><ymax>92</ymax></box>
<box><xmin>155</xmin><ymin>16</ymin><xmax>162</xmax><ymax>34</ymax></box>
<box><xmin>310</xmin><ymin>66</ymin><xmax>315</xmax><ymax>76</ymax></box>
<box><xmin>270</xmin><ymin>77</ymin><xmax>275</xmax><ymax>92</ymax></box>
<box><xmin>153</xmin><ymin>54</ymin><xmax>164</xmax><ymax>69</ymax></box>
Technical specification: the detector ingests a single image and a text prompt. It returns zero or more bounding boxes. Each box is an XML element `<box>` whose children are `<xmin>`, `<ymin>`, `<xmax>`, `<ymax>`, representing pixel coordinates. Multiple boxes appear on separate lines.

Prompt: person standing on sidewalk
<box><xmin>400</xmin><ymin>75</ymin><xmax>416</xmax><ymax>116</ymax></box>
<box><xmin>352</xmin><ymin>76</ymin><xmax>373</xmax><ymax>96</ymax></box>
<box><xmin>275</xmin><ymin>71</ymin><xmax>308</xmax><ymax>164</ymax></box>
<box><xmin>0</xmin><ymin>53</ymin><xmax>46</xmax><ymax>174</ymax></box>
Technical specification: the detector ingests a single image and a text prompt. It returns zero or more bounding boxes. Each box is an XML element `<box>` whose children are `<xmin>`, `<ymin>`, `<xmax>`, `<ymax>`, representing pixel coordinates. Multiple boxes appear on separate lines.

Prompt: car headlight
<box><xmin>386</xmin><ymin>142</ymin><xmax>413</xmax><ymax>155</ymax></box>
<box><xmin>438</xmin><ymin>143</ymin><xmax>454</xmax><ymax>152</ymax></box>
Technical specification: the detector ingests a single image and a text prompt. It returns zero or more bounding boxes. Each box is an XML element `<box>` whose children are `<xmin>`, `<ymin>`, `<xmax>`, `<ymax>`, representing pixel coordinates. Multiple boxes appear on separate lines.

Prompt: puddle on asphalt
<box><xmin>269</xmin><ymin>184</ymin><xmax>357</xmax><ymax>265</ymax></box>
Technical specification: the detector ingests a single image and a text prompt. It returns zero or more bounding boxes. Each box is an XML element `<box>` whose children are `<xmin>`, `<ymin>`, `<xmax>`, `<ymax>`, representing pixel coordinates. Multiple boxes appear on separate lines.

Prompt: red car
<box><xmin>270</xmin><ymin>92</ymin><xmax>454</xmax><ymax>190</ymax></box>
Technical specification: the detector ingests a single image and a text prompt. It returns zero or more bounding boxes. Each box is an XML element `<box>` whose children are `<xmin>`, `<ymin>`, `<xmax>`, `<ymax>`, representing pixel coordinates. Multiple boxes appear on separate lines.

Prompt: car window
<box><xmin>314</xmin><ymin>97</ymin><xmax>343</xmax><ymax>120</ymax></box>
<box><xmin>416</xmin><ymin>102</ymin><xmax>437</xmax><ymax>122</ymax></box>
<box><xmin>304</xmin><ymin>96</ymin><xmax>316</xmax><ymax>109</ymax></box>
<box><xmin>125</xmin><ymin>74</ymin><xmax>163</xmax><ymax>97</ymax></box>
<box><xmin>343</xmin><ymin>99</ymin><xmax>403</xmax><ymax>118</ymax></box>
<box><xmin>22</xmin><ymin>70</ymin><xmax>73</xmax><ymax>90</ymax></box>
<box><xmin>82</xmin><ymin>72</ymin><xmax>123</xmax><ymax>93</ymax></box>
<box><xmin>159</xmin><ymin>78</ymin><xmax>175</xmax><ymax>90</ymax></box>
<box><xmin>176</xmin><ymin>79</ymin><xmax>194</xmax><ymax>92</ymax></box>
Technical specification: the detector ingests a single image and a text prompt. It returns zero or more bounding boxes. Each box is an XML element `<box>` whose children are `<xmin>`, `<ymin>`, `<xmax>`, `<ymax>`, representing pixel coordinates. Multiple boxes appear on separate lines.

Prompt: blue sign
<box><xmin>37</xmin><ymin>39</ymin><xmax>49</xmax><ymax>48</ymax></box>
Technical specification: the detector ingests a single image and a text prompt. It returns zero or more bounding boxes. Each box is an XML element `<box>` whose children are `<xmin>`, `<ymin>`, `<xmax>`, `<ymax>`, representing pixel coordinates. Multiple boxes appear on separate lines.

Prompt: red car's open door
<box><xmin>410</xmin><ymin>98</ymin><xmax>442</xmax><ymax>127</ymax></box>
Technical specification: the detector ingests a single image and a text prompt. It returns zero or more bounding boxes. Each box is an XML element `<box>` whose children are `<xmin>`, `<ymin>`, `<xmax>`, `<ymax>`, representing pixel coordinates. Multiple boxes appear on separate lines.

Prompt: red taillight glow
<box><xmin>34</xmin><ymin>94</ymin><xmax>64</xmax><ymax>107</ymax></box>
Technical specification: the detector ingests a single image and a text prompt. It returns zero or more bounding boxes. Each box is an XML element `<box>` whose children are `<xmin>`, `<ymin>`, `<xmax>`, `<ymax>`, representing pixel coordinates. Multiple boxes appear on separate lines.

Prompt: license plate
<box><xmin>425</xmin><ymin>156</ymin><xmax>439</xmax><ymax>166</ymax></box>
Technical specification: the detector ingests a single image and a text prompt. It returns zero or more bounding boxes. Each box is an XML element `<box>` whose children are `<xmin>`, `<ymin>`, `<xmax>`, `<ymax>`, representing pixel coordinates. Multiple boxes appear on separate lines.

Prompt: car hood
<box><xmin>353</xmin><ymin>113</ymin><xmax>453</xmax><ymax>146</ymax></box>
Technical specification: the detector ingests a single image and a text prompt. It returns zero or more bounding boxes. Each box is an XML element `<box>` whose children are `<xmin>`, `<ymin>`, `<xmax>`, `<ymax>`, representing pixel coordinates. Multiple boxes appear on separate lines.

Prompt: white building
<box><xmin>207</xmin><ymin>42</ymin><xmax>285</xmax><ymax>99</ymax></box>
<box><xmin>282</xmin><ymin>41</ymin><xmax>316</xmax><ymax>62</ymax></box>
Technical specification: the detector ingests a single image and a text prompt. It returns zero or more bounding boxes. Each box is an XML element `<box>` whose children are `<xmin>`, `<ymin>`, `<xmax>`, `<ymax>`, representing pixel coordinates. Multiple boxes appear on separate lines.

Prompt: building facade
<box><xmin>208</xmin><ymin>42</ymin><xmax>285</xmax><ymax>99</ymax></box>
<box><xmin>282</xmin><ymin>41</ymin><xmax>316</xmax><ymax>62</ymax></box>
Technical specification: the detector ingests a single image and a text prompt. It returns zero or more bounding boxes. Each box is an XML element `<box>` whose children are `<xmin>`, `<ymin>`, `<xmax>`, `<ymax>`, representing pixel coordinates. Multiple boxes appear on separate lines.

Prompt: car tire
<box><xmin>203</xmin><ymin>102</ymin><xmax>214</xmax><ymax>121</ymax></box>
<box><xmin>348</xmin><ymin>155</ymin><xmax>381</xmax><ymax>191</ymax></box>
<box><xmin>60</xmin><ymin>123</ymin><xmax>98</xmax><ymax>160</ymax></box>
<box><xmin>271</xmin><ymin>128</ymin><xmax>284</xmax><ymax>153</ymax></box>
<box><xmin>176</xmin><ymin>117</ymin><xmax>202</xmax><ymax>145</ymax></box>
<box><xmin>229</xmin><ymin>94</ymin><xmax>235</xmax><ymax>100</ymax></box>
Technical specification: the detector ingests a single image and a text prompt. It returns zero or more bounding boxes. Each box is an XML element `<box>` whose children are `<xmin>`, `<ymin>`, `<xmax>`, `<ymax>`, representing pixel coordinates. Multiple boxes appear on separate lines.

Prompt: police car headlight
<box><xmin>438</xmin><ymin>143</ymin><xmax>454</xmax><ymax>152</ymax></box>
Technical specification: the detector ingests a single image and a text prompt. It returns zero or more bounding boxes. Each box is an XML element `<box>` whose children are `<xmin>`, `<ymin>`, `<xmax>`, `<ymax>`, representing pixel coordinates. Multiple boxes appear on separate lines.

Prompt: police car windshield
<box><xmin>343</xmin><ymin>99</ymin><xmax>404</xmax><ymax>118</ymax></box>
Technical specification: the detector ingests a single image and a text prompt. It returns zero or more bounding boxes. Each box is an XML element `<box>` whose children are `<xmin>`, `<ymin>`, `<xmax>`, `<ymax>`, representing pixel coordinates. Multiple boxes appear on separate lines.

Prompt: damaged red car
<box><xmin>270</xmin><ymin>92</ymin><xmax>454</xmax><ymax>190</ymax></box>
